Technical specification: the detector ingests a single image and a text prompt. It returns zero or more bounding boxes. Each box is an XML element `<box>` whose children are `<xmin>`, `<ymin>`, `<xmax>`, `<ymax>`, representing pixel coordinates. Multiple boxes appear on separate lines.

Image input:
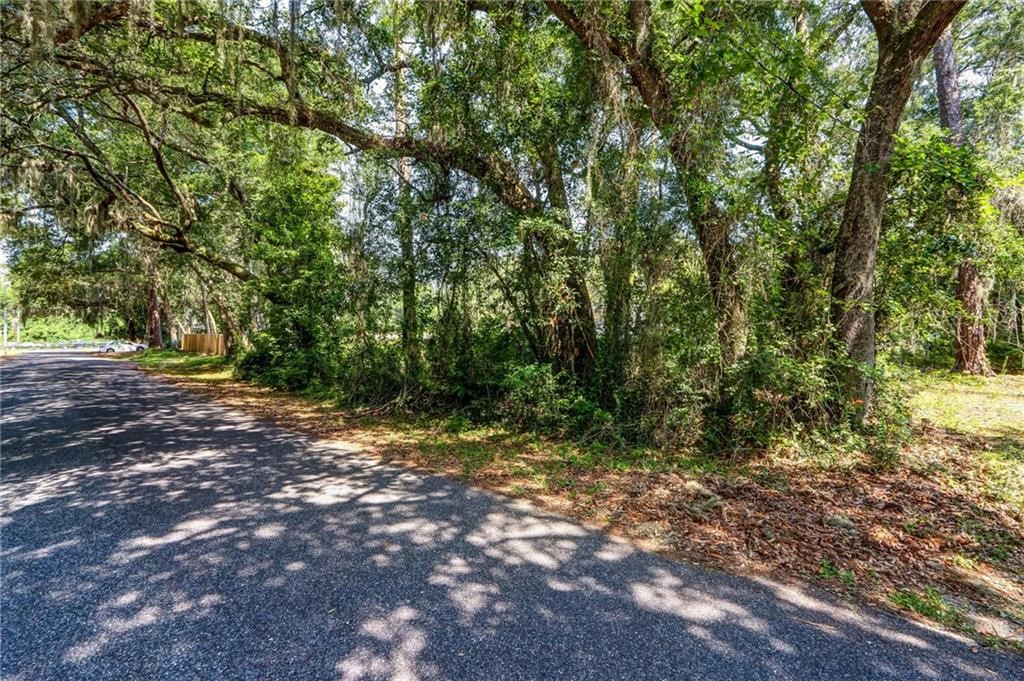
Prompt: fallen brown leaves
<box><xmin>137</xmin><ymin>364</ymin><xmax>1024</xmax><ymax>647</ymax></box>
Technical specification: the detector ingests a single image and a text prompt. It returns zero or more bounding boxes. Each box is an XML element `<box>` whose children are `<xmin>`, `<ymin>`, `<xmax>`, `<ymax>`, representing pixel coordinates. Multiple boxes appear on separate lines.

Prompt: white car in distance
<box><xmin>99</xmin><ymin>341</ymin><xmax>148</xmax><ymax>353</ymax></box>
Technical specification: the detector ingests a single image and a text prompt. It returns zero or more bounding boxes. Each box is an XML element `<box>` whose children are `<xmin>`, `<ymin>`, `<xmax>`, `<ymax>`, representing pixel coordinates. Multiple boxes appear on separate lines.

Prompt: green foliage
<box><xmin>879</xmin><ymin>127</ymin><xmax>1024</xmax><ymax>363</ymax></box>
<box><xmin>19</xmin><ymin>316</ymin><xmax>98</xmax><ymax>342</ymax></box>
<box><xmin>714</xmin><ymin>343</ymin><xmax>835</xmax><ymax>449</ymax></box>
<box><xmin>237</xmin><ymin>145</ymin><xmax>348</xmax><ymax>391</ymax></box>
<box><xmin>498</xmin><ymin>364</ymin><xmax>611</xmax><ymax>438</ymax></box>
<box><xmin>861</xmin><ymin>361</ymin><xmax>913</xmax><ymax>468</ymax></box>
<box><xmin>3</xmin><ymin>0</ymin><xmax>1022</xmax><ymax>464</ymax></box>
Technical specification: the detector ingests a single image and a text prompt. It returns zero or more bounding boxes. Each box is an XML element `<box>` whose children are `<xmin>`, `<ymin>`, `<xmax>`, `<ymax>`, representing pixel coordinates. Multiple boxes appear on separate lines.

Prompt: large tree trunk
<box><xmin>198</xmin><ymin>279</ymin><xmax>217</xmax><ymax>333</ymax></box>
<box><xmin>933</xmin><ymin>28</ymin><xmax>965</xmax><ymax>143</ymax></box>
<box><xmin>933</xmin><ymin>27</ymin><xmax>992</xmax><ymax>375</ymax></box>
<box><xmin>680</xmin><ymin>166</ymin><xmax>746</xmax><ymax>367</ymax></box>
<box><xmin>660</xmin><ymin>99</ymin><xmax>747</xmax><ymax>368</ymax></box>
<box><xmin>212</xmin><ymin>290</ymin><xmax>245</xmax><ymax>353</ymax></box>
<box><xmin>664</xmin><ymin>127</ymin><xmax>747</xmax><ymax>368</ymax></box>
<box><xmin>163</xmin><ymin>290</ymin><xmax>179</xmax><ymax>349</ymax></box>
<box><xmin>397</xmin><ymin>180</ymin><xmax>420</xmax><ymax>381</ymax></box>
<box><xmin>538</xmin><ymin>143</ymin><xmax>598</xmax><ymax>381</ymax></box>
<box><xmin>830</xmin><ymin>48</ymin><xmax>915</xmax><ymax>416</ymax></box>
<box><xmin>147</xmin><ymin>280</ymin><xmax>163</xmax><ymax>348</ymax></box>
<box><xmin>663</xmin><ymin>140</ymin><xmax>746</xmax><ymax>367</ymax></box>
<box><xmin>953</xmin><ymin>260</ymin><xmax>993</xmax><ymax>375</ymax></box>
<box><xmin>829</xmin><ymin>0</ymin><xmax>965</xmax><ymax>420</ymax></box>
<box><xmin>394</xmin><ymin>37</ymin><xmax>420</xmax><ymax>385</ymax></box>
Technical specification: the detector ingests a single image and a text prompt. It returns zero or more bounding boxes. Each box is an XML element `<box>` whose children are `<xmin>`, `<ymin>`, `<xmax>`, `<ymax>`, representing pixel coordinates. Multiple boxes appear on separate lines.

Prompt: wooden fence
<box><xmin>181</xmin><ymin>333</ymin><xmax>227</xmax><ymax>355</ymax></box>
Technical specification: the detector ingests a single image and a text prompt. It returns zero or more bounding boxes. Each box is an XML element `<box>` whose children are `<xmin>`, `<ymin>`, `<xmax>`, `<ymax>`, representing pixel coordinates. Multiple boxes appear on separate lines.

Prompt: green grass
<box><xmin>129</xmin><ymin>348</ymin><xmax>231</xmax><ymax>379</ymax></box>
<box><xmin>908</xmin><ymin>371</ymin><xmax>1024</xmax><ymax>511</ymax></box>
<box><xmin>979</xmin><ymin>440</ymin><xmax>1024</xmax><ymax>510</ymax></box>
<box><xmin>818</xmin><ymin>559</ymin><xmax>856</xmax><ymax>588</ymax></box>
<box><xmin>889</xmin><ymin>587</ymin><xmax>974</xmax><ymax>634</ymax></box>
<box><xmin>909</xmin><ymin>372</ymin><xmax>1024</xmax><ymax>440</ymax></box>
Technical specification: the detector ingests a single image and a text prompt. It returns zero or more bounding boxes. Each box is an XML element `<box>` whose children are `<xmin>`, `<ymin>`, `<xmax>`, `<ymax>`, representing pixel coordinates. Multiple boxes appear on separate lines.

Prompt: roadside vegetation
<box><xmin>3</xmin><ymin>0</ymin><xmax>1024</xmax><ymax>651</ymax></box>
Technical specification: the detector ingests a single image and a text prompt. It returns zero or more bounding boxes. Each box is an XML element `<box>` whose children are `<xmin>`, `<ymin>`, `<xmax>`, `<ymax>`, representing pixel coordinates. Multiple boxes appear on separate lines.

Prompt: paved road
<box><xmin>1</xmin><ymin>353</ymin><xmax>1020</xmax><ymax>680</ymax></box>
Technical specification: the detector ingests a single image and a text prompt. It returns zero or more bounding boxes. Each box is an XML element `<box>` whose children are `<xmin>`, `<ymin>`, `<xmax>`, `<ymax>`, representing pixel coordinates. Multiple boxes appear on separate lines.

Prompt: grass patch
<box><xmin>909</xmin><ymin>371</ymin><xmax>1024</xmax><ymax>441</ymax></box>
<box><xmin>980</xmin><ymin>441</ymin><xmax>1024</xmax><ymax>510</ymax></box>
<box><xmin>889</xmin><ymin>587</ymin><xmax>973</xmax><ymax>634</ymax></box>
<box><xmin>907</xmin><ymin>370</ymin><xmax>1024</xmax><ymax>513</ymax></box>
<box><xmin>128</xmin><ymin>348</ymin><xmax>231</xmax><ymax>380</ymax></box>
<box><xmin>818</xmin><ymin>559</ymin><xmax>856</xmax><ymax>588</ymax></box>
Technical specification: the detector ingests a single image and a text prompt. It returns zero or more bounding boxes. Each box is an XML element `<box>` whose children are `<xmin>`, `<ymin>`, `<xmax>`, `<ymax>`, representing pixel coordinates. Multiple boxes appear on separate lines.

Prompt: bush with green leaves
<box><xmin>237</xmin><ymin>150</ymin><xmax>347</xmax><ymax>392</ymax></box>
<box><xmin>19</xmin><ymin>316</ymin><xmax>99</xmax><ymax>342</ymax></box>
<box><xmin>498</xmin><ymin>363</ymin><xmax>612</xmax><ymax>438</ymax></box>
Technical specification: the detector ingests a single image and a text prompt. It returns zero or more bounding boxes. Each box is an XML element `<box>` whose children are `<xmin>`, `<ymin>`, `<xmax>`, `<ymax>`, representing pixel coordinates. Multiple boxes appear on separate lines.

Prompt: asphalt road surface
<box><xmin>2</xmin><ymin>352</ymin><xmax>1020</xmax><ymax>680</ymax></box>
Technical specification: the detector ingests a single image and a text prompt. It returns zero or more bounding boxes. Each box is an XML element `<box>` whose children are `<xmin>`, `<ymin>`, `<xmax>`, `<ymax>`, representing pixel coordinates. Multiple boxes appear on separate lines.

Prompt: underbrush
<box><xmin>895</xmin><ymin>339</ymin><xmax>1024</xmax><ymax>375</ymax></box>
<box><xmin>154</xmin><ymin>341</ymin><xmax>927</xmax><ymax>472</ymax></box>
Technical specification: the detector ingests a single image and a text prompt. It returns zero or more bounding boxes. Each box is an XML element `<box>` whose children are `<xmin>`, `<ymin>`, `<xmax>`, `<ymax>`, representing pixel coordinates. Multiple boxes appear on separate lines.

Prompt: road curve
<box><xmin>1</xmin><ymin>352</ymin><xmax>1020</xmax><ymax>680</ymax></box>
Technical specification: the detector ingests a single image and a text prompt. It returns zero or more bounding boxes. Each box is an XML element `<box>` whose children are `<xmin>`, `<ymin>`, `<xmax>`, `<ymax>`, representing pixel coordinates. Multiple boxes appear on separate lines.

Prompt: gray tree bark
<box><xmin>147</xmin><ymin>280</ymin><xmax>163</xmax><ymax>348</ymax></box>
<box><xmin>540</xmin><ymin>143</ymin><xmax>598</xmax><ymax>380</ymax></box>
<box><xmin>933</xmin><ymin>28</ymin><xmax>965</xmax><ymax>144</ymax></box>
<box><xmin>830</xmin><ymin>0</ymin><xmax>966</xmax><ymax>421</ymax></box>
<box><xmin>394</xmin><ymin>37</ymin><xmax>421</xmax><ymax>385</ymax></box>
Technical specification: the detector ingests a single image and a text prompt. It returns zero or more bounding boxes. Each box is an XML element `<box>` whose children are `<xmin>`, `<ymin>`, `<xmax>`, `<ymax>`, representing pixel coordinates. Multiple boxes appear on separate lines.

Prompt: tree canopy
<box><xmin>2</xmin><ymin>0</ymin><xmax>1022</xmax><ymax>452</ymax></box>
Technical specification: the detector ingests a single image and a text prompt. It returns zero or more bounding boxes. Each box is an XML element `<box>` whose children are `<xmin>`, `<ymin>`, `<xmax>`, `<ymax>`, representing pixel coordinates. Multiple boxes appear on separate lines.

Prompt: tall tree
<box><xmin>933</xmin><ymin>26</ymin><xmax>992</xmax><ymax>375</ymax></box>
<box><xmin>546</xmin><ymin>0</ymin><xmax>749</xmax><ymax>368</ymax></box>
<box><xmin>393</xmin><ymin>23</ymin><xmax>421</xmax><ymax>385</ymax></box>
<box><xmin>147</xmin><ymin>279</ymin><xmax>163</xmax><ymax>348</ymax></box>
<box><xmin>829</xmin><ymin>0</ymin><xmax>965</xmax><ymax>419</ymax></box>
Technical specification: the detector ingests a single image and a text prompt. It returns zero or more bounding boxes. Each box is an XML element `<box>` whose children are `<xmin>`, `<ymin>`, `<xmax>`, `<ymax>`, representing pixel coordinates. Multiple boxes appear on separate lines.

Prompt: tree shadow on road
<box><xmin>1</xmin><ymin>354</ymin><xmax>1018</xmax><ymax>680</ymax></box>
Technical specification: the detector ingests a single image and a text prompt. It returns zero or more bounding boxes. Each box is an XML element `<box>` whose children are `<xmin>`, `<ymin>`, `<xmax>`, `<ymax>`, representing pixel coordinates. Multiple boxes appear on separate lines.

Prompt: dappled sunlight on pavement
<box><xmin>1</xmin><ymin>353</ymin><xmax>1019</xmax><ymax>680</ymax></box>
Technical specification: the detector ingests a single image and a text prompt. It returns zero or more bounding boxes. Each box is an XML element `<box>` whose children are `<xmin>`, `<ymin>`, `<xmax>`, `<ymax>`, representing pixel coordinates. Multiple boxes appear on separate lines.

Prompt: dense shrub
<box><xmin>498</xmin><ymin>364</ymin><xmax>612</xmax><ymax>437</ymax></box>
<box><xmin>236</xmin><ymin>149</ymin><xmax>346</xmax><ymax>392</ymax></box>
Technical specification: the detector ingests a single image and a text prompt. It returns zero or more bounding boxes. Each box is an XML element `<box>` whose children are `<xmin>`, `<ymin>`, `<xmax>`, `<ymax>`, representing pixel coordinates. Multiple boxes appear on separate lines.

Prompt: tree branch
<box><xmin>120</xmin><ymin>95</ymin><xmax>197</xmax><ymax>230</ymax></box>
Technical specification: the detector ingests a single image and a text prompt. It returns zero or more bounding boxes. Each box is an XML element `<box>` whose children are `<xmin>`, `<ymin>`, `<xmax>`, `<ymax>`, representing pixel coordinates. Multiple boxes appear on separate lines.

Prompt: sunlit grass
<box><xmin>128</xmin><ymin>348</ymin><xmax>232</xmax><ymax>381</ymax></box>
<box><xmin>909</xmin><ymin>372</ymin><xmax>1024</xmax><ymax>440</ymax></box>
<box><xmin>908</xmin><ymin>371</ymin><xmax>1024</xmax><ymax>511</ymax></box>
<box><xmin>889</xmin><ymin>587</ymin><xmax>973</xmax><ymax>634</ymax></box>
<box><xmin>979</xmin><ymin>441</ymin><xmax>1024</xmax><ymax>512</ymax></box>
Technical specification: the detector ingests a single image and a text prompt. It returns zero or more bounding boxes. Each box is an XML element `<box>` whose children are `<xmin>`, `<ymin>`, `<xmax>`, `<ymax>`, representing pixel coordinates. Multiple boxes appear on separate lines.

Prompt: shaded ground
<box><xmin>1</xmin><ymin>352</ymin><xmax>1021</xmax><ymax>679</ymax></box>
<box><xmin>125</xmin><ymin>350</ymin><xmax>1024</xmax><ymax>649</ymax></box>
